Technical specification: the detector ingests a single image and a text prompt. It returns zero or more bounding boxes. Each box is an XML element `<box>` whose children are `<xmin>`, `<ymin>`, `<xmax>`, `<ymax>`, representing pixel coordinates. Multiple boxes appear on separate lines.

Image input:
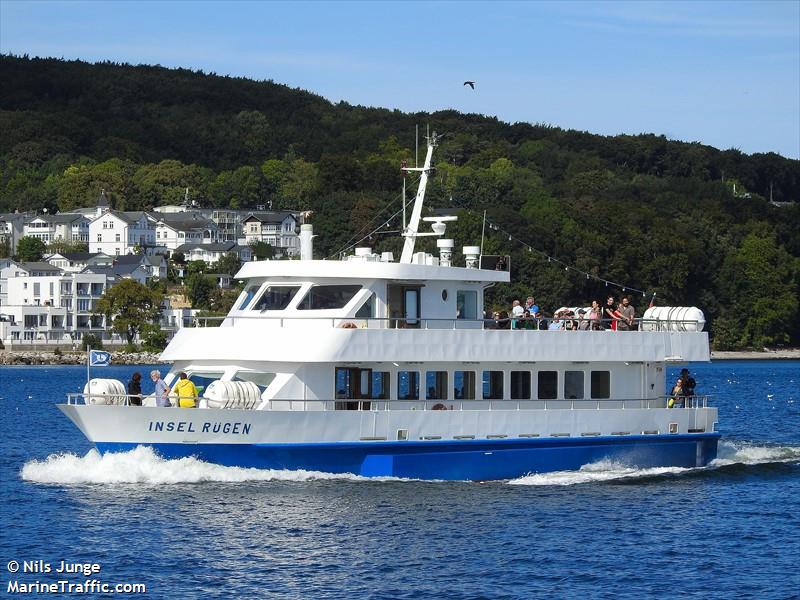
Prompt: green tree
<box><xmin>215</xmin><ymin>252</ymin><xmax>241</xmax><ymax>276</ymax></box>
<box><xmin>186</xmin><ymin>272</ymin><xmax>216</xmax><ymax>309</ymax></box>
<box><xmin>186</xmin><ymin>260</ymin><xmax>208</xmax><ymax>276</ymax></box>
<box><xmin>16</xmin><ymin>236</ymin><xmax>47</xmax><ymax>262</ymax></box>
<box><xmin>714</xmin><ymin>232</ymin><xmax>799</xmax><ymax>349</ymax></box>
<box><xmin>95</xmin><ymin>279</ymin><xmax>163</xmax><ymax>345</ymax></box>
<box><xmin>249</xmin><ymin>241</ymin><xmax>273</xmax><ymax>260</ymax></box>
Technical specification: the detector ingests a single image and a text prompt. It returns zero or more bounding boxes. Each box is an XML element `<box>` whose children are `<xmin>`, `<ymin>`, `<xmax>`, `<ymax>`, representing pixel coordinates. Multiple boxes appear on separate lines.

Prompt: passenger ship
<box><xmin>60</xmin><ymin>134</ymin><xmax>719</xmax><ymax>481</ymax></box>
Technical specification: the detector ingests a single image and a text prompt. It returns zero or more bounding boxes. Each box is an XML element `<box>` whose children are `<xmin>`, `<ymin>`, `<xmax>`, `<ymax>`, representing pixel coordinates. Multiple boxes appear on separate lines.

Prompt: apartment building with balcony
<box><xmin>240</xmin><ymin>211</ymin><xmax>299</xmax><ymax>258</ymax></box>
<box><xmin>23</xmin><ymin>213</ymin><xmax>90</xmax><ymax>244</ymax></box>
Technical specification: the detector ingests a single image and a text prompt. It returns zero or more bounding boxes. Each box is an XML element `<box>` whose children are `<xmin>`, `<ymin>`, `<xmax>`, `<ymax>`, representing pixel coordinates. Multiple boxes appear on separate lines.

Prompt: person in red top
<box><xmin>604</xmin><ymin>295</ymin><xmax>620</xmax><ymax>331</ymax></box>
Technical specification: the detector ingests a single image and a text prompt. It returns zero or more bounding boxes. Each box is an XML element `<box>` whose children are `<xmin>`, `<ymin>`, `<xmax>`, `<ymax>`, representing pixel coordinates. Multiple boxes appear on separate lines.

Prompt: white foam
<box><xmin>711</xmin><ymin>440</ymin><xmax>800</xmax><ymax>466</ymax></box>
<box><xmin>509</xmin><ymin>441</ymin><xmax>800</xmax><ymax>487</ymax></box>
<box><xmin>508</xmin><ymin>460</ymin><xmax>690</xmax><ymax>486</ymax></box>
<box><xmin>20</xmin><ymin>447</ymin><xmax>385</xmax><ymax>485</ymax></box>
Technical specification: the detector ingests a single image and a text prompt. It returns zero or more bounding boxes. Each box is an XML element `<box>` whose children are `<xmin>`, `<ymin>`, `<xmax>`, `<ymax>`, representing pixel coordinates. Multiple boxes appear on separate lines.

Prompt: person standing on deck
<box><xmin>127</xmin><ymin>372</ymin><xmax>142</xmax><ymax>406</ymax></box>
<box><xmin>151</xmin><ymin>370</ymin><xmax>171</xmax><ymax>407</ymax></box>
<box><xmin>617</xmin><ymin>296</ymin><xmax>636</xmax><ymax>331</ymax></box>
<box><xmin>604</xmin><ymin>296</ymin><xmax>620</xmax><ymax>331</ymax></box>
<box><xmin>173</xmin><ymin>372</ymin><xmax>199</xmax><ymax>408</ymax></box>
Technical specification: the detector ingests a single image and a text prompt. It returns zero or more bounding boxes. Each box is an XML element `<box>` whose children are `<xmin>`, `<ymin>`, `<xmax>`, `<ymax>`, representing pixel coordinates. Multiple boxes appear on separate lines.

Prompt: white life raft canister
<box><xmin>640</xmin><ymin>306</ymin><xmax>706</xmax><ymax>332</ymax></box>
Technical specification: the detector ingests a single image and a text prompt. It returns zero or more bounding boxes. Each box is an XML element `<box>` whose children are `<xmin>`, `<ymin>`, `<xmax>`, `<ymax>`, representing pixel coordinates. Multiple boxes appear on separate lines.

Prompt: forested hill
<box><xmin>1</xmin><ymin>54</ymin><xmax>798</xmax><ymax>349</ymax></box>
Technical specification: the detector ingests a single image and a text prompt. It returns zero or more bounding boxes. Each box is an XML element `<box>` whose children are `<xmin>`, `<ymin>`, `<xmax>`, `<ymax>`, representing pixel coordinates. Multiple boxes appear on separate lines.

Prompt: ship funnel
<box><xmin>299</xmin><ymin>224</ymin><xmax>314</xmax><ymax>260</ymax></box>
<box><xmin>437</xmin><ymin>239</ymin><xmax>454</xmax><ymax>267</ymax></box>
<box><xmin>463</xmin><ymin>246</ymin><xmax>481</xmax><ymax>269</ymax></box>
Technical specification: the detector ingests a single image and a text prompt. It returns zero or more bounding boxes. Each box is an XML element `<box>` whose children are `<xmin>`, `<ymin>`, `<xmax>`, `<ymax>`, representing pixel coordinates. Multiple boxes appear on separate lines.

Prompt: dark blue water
<box><xmin>1</xmin><ymin>361</ymin><xmax>798</xmax><ymax>599</ymax></box>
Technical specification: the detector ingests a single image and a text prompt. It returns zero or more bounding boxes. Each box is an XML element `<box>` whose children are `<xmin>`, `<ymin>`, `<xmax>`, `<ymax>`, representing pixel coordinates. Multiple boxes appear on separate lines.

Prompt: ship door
<box><xmin>388</xmin><ymin>285</ymin><xmax>422</xmax><ymax>329</ymax></box>
<box><xmin>335</xmin><ymin>367</ymin><xmax>372</xmax><ymax>410</ymax></box>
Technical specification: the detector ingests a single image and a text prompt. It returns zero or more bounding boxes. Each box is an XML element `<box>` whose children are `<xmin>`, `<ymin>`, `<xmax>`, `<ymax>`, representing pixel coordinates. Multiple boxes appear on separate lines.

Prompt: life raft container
<box><xmin>203</xmin><ymin>380</ymin><xmax>262</xmax><ymax>409</ymax></box>
<box><xmin>640</xmin><ymin>307</ymin><xmax>705</xmax><ymax>332</ymax></box>
<box><xmin>83</xmin><ymin>378</ymin><xmax>127</xmax><ymax>405</ymax></box>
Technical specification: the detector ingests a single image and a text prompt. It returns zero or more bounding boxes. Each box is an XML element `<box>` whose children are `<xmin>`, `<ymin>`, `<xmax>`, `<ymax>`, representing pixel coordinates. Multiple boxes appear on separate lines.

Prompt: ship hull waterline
<box><xmin>59</xmin><ymin>404</ymin><xmax>719</xmax><ymax>481</ymax></box>
<box><xmin>95</xmin><ymin>434</ymin><xmax>719</xmax><ymax>481</ymax></box>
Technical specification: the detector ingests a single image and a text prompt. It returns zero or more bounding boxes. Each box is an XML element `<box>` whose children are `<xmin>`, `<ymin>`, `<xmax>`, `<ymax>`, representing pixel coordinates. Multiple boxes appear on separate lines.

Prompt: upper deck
<box><xmin>236</xmin><ymin>258</ymin><xmax>511</xmax><ymax>284</ymax></box>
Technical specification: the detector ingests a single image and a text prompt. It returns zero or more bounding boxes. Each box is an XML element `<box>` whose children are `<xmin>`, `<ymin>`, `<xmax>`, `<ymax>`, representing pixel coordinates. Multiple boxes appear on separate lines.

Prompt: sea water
<box><xmin>1</xmin><ymin>361</ymin><xmax>798</xmax><ymax>599</ymax></box>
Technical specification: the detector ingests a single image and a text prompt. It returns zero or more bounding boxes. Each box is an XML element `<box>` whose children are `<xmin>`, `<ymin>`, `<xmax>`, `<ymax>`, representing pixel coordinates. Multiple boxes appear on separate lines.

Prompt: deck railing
<box><xmin>185</xmin><ymin>315</ymin><xmax>704</xmax><ymax>332</ymax></box>
<box><xmin>66</xmin><ymin>393</ymin><xmax>709</xmax><ymax>411</ymax></box>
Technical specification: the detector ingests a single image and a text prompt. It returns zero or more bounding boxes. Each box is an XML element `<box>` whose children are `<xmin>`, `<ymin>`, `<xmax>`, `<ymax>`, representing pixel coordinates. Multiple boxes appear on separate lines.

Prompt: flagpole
<box><xmin>86</xmin><ymin>345</ymin><xmax>91</xmax><ymax>397</ymax></box>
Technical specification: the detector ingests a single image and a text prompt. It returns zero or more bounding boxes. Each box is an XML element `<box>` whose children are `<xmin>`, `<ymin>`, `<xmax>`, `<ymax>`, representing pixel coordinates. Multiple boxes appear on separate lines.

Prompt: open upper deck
<box><xmin>235</xmin><ymin>258</ymin><xmax>511</xmax><ymax>284</ymax></box>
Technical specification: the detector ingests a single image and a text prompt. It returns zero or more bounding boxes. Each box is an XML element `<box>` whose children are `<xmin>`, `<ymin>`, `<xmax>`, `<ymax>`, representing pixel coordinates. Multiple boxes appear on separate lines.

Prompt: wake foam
<box><xmin>509</xmin><ymin>440</ymin><xmax>800</xmax><ymax>487</ymax></box>
<box><xmin>711</xmin><ymin>440</ymin><xmax>800</xmax><ymax>466</ymax></box>
<box><xmin>20</xmin><ymin>446</ymin><xmax>376</xmax><ymax>485</ymax></box>
<box><xmin>508</xmin><ymin>461</ymin><xmax>690</xmax><ymax>486</ymax></box>
<box><xmin>20</xmin><ymin>441</ymin><xmax>799</xmax><ymax>486</ymax></box>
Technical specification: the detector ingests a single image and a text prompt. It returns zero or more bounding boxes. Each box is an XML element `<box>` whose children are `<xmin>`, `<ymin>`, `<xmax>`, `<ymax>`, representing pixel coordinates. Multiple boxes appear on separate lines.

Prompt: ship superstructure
<box><xmin>59</xmin><ymin>134</ymin><xmax>719</xmax><ymax>480</ymax></box>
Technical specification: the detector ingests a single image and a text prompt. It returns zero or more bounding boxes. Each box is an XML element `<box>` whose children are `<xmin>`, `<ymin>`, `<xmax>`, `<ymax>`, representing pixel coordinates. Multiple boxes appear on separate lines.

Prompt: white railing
<box><xmin>66</xmin><ymin>393</ymin><xmax>709</xmax><ymax>411</ymax></box>
<box><xmin>187</xmin><ymin>315</ymin><xmax>704</xmax><ymax>331</ymax></box>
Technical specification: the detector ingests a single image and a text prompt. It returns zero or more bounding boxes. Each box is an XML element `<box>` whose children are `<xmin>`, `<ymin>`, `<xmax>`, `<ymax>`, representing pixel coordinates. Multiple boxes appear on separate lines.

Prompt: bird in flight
<box><xmin>463</xmin><ymin>81</ymin><xmax>475</xmax><ymax>89</ymax></box>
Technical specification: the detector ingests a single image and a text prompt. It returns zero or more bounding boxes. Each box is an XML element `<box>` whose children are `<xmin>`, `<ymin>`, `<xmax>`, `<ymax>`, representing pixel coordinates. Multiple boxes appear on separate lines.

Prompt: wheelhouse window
<box><xmin>483</xmin><ymin>370</ymin><xmax>503</xmax><ymax>400</ymax></box>
<box><xmin>426</xmin><ymin>371</ymin><xmax>448</xmax><ymax>400</ymax></box>
<box><xmin>238</xmin><ymin>284</ymin><xmax>261</xmax><ymax>310</ymax></box>
<box><xmin>397</xmin><ymin>371</ymin><xmax>420</xmax><ymax>400</ymax></box>
<box><xmin>537</xmin><ymin>371</ymin><xmax>558</xmax><ymax>399</ymax></box>
<box><xmin>298</xmin><ymin>285</ymin><xmax>361</xmax><ymax>310</ymax></box>
<box><xmin>591</xmin><ymin>371</ymin><xmax>611</xmax><ymax>399</ymax></box>
<box><xmin>564</xmin><ymin>371</ymin><xmax>585</xmax><ymax>400</ymax></box>
<box><xmin>511</xmin><ymin>371</ymin><xmax>531</xmax><ymax>400</ymax></box>
<box><xmin>454</xmin><ymin>371</ymin><xmax>476</xmax><ymax>400</ymax></box>
<box><xmin>253</xmin><ymin>286</ymin><xmax>300</xmax><ymax>311</ymax></box>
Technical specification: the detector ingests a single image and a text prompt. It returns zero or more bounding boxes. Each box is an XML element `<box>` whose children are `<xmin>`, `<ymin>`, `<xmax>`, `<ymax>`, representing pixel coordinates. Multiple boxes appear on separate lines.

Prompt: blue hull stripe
<box><xmin>96</xmin><ymin>433</ymin><xmax>720</xmax><ymax>481</ymax></box>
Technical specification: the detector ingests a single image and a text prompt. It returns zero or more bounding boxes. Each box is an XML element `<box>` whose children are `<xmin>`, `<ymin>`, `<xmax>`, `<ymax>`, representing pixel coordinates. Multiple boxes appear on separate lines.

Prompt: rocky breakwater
<box><xmin>0</xmin><ymin>350</ymin><xmax>165</xmax><ymax>365</ymax></box>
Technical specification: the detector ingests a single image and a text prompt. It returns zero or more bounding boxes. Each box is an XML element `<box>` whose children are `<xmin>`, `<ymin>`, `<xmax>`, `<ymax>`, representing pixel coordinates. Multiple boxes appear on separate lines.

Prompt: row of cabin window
<box><xmin>335</xmin><ymin>369</ymin><xmax>611</xmax><ymax>401</ymax></box>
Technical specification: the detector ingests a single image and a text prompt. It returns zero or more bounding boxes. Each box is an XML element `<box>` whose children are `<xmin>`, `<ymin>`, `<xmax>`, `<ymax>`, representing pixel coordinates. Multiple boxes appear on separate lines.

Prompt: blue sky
<box><xmin>2</xmin><ymin>0</ymin><xmax>798</xmax><ymax>158</ymax></box>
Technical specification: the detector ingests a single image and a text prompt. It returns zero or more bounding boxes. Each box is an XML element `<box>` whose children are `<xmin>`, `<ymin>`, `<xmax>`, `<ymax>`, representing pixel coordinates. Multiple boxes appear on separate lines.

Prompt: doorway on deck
<box><xmin>334</xmin><ymin>367</ymin><xmax>372</xmax><ymax>410</ymax></box>
<box><xmin>387</xmin><ymin>284</ymin><xmax>422</xmax><ymax>328</ymax></box>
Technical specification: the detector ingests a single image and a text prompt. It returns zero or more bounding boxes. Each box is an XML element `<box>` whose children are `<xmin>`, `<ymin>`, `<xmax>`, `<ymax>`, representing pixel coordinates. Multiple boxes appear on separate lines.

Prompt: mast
<box><xmin>400</xmin><ymin>132</ymin><xmax>438</xmax><ymax>263</ymax></box>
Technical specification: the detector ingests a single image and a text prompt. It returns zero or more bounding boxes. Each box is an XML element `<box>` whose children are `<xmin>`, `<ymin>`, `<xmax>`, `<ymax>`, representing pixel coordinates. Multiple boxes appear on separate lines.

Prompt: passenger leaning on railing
<box><xmin>173</xmin><ymin>372</ymin><xmax>198</xmax><ymax>408</ymax></box>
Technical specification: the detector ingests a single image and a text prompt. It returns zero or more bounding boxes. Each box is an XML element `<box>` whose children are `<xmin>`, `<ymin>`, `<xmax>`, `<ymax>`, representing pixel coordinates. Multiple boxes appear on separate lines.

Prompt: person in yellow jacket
<box><xmin>173</xmin><ymin>372</ymin><xmax>198</xmax><ymax>408</ymax></box>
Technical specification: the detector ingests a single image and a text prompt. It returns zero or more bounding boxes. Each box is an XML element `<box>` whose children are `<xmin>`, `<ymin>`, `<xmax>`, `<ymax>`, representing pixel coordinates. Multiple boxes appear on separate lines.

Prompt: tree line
<box><xmin>1</xmin><ymin>55</ymin><xmax>798</xmax><ymax>349</ymax></box>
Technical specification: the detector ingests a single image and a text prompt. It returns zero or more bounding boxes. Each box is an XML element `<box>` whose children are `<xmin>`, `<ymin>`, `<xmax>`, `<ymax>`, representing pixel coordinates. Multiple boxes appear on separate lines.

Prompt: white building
<box><xmin>0</xmin><ymin>266</ymin><xmax>109</xmax><ymax>345</ymax></box>
<box><xmin>113</xmin><ymin>254</ymin><xmax>168</xmax><ymax>279</ymax></box>
<box><xmin>153</xmin><ymin>213</ymin><xmax>219</xmax><ymax>253</ymax></box>
<box><xmin>174</xmin><ymin>241</ymin><xmax>252</xmax><ymax>265</ymax></box>
<box><xmin>45</xmin><ymin>252</ymin><xmax>114</xmax><ymax>273</ymax></box>
<box><xmin>240</xmin><ymin>212</ymin><xmax>299</xmax><ymax>257</ymax></box>
<box><xmin>89</xmin><ymin>211</ymin><xmax>155</xmax><ymax>256</ymax></box>
<box><xmin>0</xmin><ymin>212</ymin><xmax>32</xmax><ymax>254</ymax></box>
<box><xmin>23</xmin><ymin>213</ymin><xmax>90</xmax><ymax>245</ymax></box>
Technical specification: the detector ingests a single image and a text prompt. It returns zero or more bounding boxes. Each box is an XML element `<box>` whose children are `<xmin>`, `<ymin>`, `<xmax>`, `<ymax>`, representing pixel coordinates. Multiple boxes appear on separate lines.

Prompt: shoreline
<box><xmin>1</xmin><ymin>348</ymin><xmax>798</xmax><ymax>366</ymax></box>
<box><xmin>710</xmin><ymin>349</ymin><xmax>800</xmax><ymax>360</ymax></box>
<box><xmin>0</xmin><ymin>350</ymin><xmax>165</xmax><ymax>366</ymax></box>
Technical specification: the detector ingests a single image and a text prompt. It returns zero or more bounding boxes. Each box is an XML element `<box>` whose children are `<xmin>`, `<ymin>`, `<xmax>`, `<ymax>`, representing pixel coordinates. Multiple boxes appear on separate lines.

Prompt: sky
<box><xmin>1</xmin><ymin>0</ymin><xmax>798</xmax><ymax>159</ymax></box>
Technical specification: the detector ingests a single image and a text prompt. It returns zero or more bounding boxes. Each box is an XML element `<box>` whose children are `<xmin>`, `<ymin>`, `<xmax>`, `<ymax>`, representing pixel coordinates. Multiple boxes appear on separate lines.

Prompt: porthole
<box><xmin>442</xmin><ymin>289</ymin><xmax>448</xmax><ymax>301</ymax></box>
